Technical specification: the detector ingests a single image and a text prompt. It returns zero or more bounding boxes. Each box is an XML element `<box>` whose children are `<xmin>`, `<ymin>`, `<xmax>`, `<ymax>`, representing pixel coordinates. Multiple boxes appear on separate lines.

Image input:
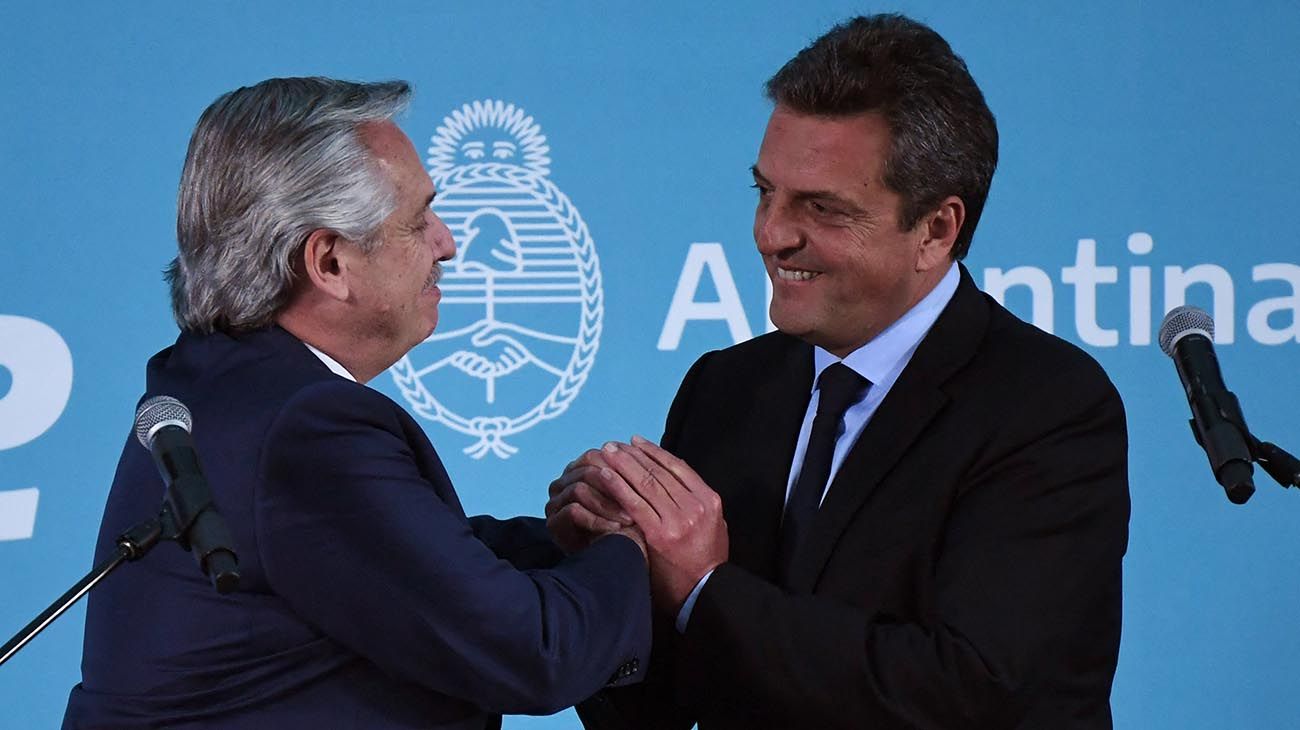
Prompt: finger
<box><xmin>600</xmin><ymin>442</ymin><xmax>677</xmax><ymax>514</ymax></box>
<box><xmin>551</xmin><ymin>460</ymin><xmax>588</xmax><ymax>497</ymax></box>
<box><xmin>547</xmin><ymin>468</ymin><xmax>611</xmax><ymax>520</ymax></box>
<box><xmin>564</xmin><ymin>448</ymin><xmax>609</xmax><ymax>473</ymax></box>
<box><xmin>558</xmin><ymin>502</ymin><xmax>625</xmax><ymax>535</ymax></box>
<box><xmin>549</xmin><ymin>501</ymin><xmax>618</xmax><ymax>534</ymax></box>
<box><xmin>549</xmin><ymin>463</ymin><xmax>603</xmax><ymax>497</ymax></box>
<box><xmin>548</xmin><ymin>472</ymin><xmax>572</xmax><ymax>499</ymax></box>
<box><xmin>630</xmin><ymin>435</ymin><xmax>710</xmax><ymax>494</ymax></box>
<box><xmin>545</xmin><ymin>488</ymin><xmax>573</xmax><ymax>520</ymax></box>
<box><xmin>562</xmin><ymin>452</ymin><xmax>588</xmax><ymax>473</ymax></box>
<box><xmin>588</xmin><ymin>450</ymin><xmax>663</xmax><ymax>526</ymax></box>
<box><xmin>584</xmin><ymin>449</ymin><xmax>612</xmax><ymax>469</ymax></box>
<box><xmin>571</xmin><ymin>481</ymin><xmax>633</xmax><ymax>524</ymax></box>
<box><xmin>614</xmin><ymin>440</ymin><xmax>685</xmax><ymax>509</ymax></box>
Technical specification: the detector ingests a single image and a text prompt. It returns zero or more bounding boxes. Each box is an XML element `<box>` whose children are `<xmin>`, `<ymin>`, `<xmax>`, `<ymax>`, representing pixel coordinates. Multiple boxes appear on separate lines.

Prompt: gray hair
<box><xmin>168</xmin><ymin>77</ymin><xmax>412</xmax><ymax>333</ymax></box>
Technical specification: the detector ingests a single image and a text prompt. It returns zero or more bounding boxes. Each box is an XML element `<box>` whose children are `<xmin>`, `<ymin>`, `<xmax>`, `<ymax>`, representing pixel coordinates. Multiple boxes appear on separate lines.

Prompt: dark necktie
<box><xmin>777</xmin><ymin>363</ymin><xmax>869</xmax><ymax>586</ymax></box>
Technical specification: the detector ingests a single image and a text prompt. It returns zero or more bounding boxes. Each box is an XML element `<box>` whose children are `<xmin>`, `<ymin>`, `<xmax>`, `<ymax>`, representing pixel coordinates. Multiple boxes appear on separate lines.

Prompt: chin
<box><xmin>770</xmin><ymin>319</ymin><xmax>810</xmax><ymax>341</ymax></box>
<box><xmin>769</xmin><ymin>306</ymin><xmax>806</xmax><ymax>335</ymax></box>
<box><xmin>421</xmin><ymin>305</ymin><xmax>440</xmax><ymax>335</ymax></box>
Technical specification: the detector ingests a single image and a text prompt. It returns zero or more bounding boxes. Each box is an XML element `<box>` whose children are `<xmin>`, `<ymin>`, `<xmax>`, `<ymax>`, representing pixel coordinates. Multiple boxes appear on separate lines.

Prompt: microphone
<box><xmin>1158</xmin><ymin>306</ymin><xmax>1255</xmax><ymax>504</ymax></box>
<box><xmin>135</xmin><ymin>396</ymin><xmax>241</xmax><ymax>593</ymax></box>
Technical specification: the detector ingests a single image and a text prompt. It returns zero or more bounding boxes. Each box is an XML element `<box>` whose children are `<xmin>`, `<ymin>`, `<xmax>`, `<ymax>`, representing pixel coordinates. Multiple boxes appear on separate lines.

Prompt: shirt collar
<box><xmin>303</xmin><ymin>342</ymin><xmax>358</xmax><ymax>382</ymax></box>
<box><xmin>812</xmin><ymin>261</ymin><xmax>959</xmax><ymax>387</ymax></box>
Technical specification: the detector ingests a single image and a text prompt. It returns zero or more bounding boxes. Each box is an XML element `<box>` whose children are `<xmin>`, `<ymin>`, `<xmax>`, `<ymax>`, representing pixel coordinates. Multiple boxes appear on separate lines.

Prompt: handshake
<box><xmin>546</xmin><ymin>436</ymin><xmax>729</xmax><ymax>614</ymax></box>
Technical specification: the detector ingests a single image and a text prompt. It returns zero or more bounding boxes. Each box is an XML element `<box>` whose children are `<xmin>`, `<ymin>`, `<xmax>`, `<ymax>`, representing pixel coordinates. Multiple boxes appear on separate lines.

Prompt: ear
<box><xmin>914</xmin><ymin>195</ymin><xmax>965</xmax><ymax>272</ymax></box>
<box><xmin>300</xmin><ymin>228</ymin><xmax>352</xmax><ymax>301</ymax></box>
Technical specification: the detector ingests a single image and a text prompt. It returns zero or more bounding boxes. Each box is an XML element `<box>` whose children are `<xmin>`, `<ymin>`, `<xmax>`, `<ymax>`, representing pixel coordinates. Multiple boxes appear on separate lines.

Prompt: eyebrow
<box><xmin>750</xmin><ymin>165</ymin><xmax>866</xmax><ymax>213</ymax></box>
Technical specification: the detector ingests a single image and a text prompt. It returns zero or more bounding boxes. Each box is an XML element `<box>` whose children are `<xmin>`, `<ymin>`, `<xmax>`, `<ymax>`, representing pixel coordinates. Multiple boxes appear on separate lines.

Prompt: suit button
<box><xmin>607</xmin><ymin>659</ymin><xmax>639</xmax><ymax>684</ymax></box>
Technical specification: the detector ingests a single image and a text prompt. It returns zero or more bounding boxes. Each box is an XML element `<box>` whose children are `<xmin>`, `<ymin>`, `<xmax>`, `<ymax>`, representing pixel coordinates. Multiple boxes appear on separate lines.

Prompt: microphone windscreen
<box><xmin>1158</xmin><ymin>305</ymin><xmax>1214</xmax><ymax>357</ymax></box>
<box><xmin>134</xmin><ymin>395</ymin><xmax>193</xmax><ymax>449</ymax></box>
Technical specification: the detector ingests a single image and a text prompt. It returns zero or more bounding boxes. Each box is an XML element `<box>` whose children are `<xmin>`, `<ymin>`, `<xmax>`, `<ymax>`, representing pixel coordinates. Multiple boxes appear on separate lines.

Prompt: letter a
<box><xmin>658</xmin><ymin>243</ymin><xmax>754</xmax><ymax>350</ymax></box>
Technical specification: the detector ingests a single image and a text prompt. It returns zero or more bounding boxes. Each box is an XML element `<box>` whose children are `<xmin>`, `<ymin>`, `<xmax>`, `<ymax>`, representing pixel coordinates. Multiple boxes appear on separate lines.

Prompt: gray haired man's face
<box><xmin>347</xmin><ymin>121</ymin><xmax>456</xmax><ymax>358</ymax></box>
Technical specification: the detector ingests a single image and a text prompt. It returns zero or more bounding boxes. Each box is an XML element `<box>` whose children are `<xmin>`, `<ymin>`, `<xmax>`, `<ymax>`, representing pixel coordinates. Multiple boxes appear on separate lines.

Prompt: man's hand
<box><xmin>546</xmin><ymin>449</ymin><xmax>641</xmax><ymax>555</ymax></box>
<box><xmin>589</xmin><ymin>436</ymin><xmax>729</xmax><ymax>614</ymax></box>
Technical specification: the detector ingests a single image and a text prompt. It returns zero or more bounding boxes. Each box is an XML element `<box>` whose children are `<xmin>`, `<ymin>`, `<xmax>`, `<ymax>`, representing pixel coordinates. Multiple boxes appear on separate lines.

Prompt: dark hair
<box><xmin>765</xmin><ymin>14</ymin><xmax>998</xmax><ymax>259</ymax></box>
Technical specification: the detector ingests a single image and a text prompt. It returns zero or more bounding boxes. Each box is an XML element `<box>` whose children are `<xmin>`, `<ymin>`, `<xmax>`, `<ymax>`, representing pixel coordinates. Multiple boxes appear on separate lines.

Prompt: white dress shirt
<box><xmin>303</xmin><ymin>342</ymin><xmax>358</xmax><ymax>383</ymax></box>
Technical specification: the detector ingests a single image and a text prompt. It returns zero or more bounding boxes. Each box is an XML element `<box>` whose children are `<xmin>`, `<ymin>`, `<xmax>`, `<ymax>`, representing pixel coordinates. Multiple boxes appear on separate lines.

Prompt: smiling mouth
<box><xmin>776</xmin><ymin>266</ymin><xmax>819</xmax><ymax>282</ymax></box>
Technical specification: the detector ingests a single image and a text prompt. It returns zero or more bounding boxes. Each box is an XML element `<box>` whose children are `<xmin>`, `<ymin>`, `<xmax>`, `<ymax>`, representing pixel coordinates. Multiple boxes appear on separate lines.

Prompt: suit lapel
<box><xmin>254</xmin><ymin>326</ymin><xmax>465</xmax><ymax>512</ymax></box>
<box><xmin>786</xmin><ymin>266</ymin><xmax>991</xmax><ymax>593</ymax></box>
<box><xmin>751</xmin><ymin>337</ymin><xmax>816</xmax><ymax>503</ymax></box>
<box><xmin>726</xmin><ymin>336</ymin><xmax>814</xmax><ymax>576</ymax></box>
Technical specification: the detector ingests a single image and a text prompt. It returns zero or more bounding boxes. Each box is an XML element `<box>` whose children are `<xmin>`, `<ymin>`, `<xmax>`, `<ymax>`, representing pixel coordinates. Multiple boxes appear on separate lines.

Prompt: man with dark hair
<box><xmin>763</xmin><ymin>13</ymin><xmax>998</xmax><ymax>261</ymax></box>
<box><xmin>550</xmin><ymin>14</ymin><xmax>1129</xmax><ymax>729</ymax></box>
<box><xmin>63</xmin><ymin>77</ymin><xmax>650</xmax><ymax>730</ymax></box>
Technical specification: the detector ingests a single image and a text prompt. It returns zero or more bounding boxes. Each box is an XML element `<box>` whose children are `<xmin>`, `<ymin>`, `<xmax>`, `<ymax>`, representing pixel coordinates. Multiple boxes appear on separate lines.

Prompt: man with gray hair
<box><xmin>63</xmin><ymin>77</ymin><xmax>650</xmax><ymax>730</ymax></box>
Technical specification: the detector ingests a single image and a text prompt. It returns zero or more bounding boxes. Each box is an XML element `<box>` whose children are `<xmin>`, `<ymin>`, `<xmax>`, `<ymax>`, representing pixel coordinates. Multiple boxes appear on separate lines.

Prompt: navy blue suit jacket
<box><xmin>64</xmin><ymin>326</ymin><xmax>651</xmax><ymax>729</ymax></box>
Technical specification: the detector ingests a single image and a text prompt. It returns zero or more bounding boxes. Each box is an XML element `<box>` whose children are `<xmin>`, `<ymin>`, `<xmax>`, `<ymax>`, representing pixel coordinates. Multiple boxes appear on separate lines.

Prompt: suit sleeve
<box><xmin>470</xmin><ymin>515</ymin><xmax>567</xmax><ymax>570</ymax></box>
<box><xmin>254</xmin><ymin>380</ymin><xmax>651</xmax><ymax>715</ymax></box>
<box><xmin>672</xmin><ymin>359</ymin><xmax>1129</xmax><ymax>728</ymax></box>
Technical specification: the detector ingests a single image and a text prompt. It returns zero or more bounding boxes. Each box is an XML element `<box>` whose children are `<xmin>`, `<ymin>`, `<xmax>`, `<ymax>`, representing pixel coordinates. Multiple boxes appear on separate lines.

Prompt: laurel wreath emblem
<box><xmin>390</xmin><ymin>162</ymin><xmax>602</xmax><ymax>458</ymax></box>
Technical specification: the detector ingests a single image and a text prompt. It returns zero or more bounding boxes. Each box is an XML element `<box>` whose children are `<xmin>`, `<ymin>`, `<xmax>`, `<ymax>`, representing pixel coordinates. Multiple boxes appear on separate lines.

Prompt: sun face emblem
<box><xmin>389</xmin><ymin>101</ymin><xmax>602</xmax><ymax>459</ymax></box>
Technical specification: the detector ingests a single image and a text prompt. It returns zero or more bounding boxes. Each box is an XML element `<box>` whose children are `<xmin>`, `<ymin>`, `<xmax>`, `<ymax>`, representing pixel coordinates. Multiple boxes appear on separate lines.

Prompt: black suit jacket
<box><xmin>584</xmin><ymin>267</ymin><xmax>1129</xmax><ymax>729</ymax></box>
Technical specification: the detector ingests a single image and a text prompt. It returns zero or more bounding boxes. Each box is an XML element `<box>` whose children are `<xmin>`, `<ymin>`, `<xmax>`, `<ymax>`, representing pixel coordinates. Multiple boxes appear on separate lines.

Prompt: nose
<box><xmin>754</xmin><ymin>199</ymin><xmax>801</xmax><ymax>257</ymax></box>
<box><xmin>427</xmin><ymin>209</ymin><xmax>456</xmax><ymax>261</ymax></box>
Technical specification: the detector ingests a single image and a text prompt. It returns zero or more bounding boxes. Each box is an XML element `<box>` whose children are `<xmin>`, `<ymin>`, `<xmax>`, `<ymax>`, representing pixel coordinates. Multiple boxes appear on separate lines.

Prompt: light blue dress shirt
<box><xmin>676</xmin><ymin>263</ymin><xmax>960</xmax><ymax>632</ymax></box>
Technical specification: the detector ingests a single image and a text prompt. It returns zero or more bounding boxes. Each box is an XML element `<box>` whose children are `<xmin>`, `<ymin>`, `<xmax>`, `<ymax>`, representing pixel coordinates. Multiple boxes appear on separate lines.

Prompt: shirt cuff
<box><xmin>674</xmin><ymin>569</ymin><xmax>715</xmax><ymax>633</ymax></box>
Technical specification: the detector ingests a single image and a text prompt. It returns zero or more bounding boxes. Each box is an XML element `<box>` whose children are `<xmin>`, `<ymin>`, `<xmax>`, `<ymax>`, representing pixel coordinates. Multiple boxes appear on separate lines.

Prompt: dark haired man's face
<box><xmin>752</xmin><ymin>106</ymin><xmax>949</xmax><ymax>356</ymax></box>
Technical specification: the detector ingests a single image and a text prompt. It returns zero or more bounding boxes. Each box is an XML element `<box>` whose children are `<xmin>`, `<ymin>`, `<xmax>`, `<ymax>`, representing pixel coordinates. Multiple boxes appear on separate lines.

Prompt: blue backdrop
<box><xmin>3</xmin><ymin>2</ymin><xmax>1298</xmax><ymax>727</ymax></box>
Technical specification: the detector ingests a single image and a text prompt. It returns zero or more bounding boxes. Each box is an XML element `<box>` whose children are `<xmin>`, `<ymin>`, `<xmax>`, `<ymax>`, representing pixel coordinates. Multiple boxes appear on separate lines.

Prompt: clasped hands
<box><xmin>546</xmin><ymin>436</ymin><xmax>728</xmax><ymax>614</ymax></box>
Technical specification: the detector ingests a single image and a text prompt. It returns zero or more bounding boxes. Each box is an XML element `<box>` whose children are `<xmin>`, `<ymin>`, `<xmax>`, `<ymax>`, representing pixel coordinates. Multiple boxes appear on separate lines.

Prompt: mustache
<box><xmin>424</xmin><ymin>262</ymin><xmax>443</xmax><ymax>289</ymax></box>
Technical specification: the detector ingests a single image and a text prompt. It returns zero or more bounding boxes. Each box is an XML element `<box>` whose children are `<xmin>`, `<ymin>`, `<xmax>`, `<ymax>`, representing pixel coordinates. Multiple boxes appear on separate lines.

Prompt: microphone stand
<box><xmin>1195</xmin><ymin>407</ymin><xmax>1300</xmax><ymax>503</ymax></box>
<box><xmin>1251</xmin><ymin>438</ymin><xmax>1300</xmax><ymax>491</ymax></box>
<box><xmin>0</xmin><ymin>490</ymin><xmax>238</xmax><ymax>667</ymax></box>
<box><xmin>1181</xmin><ymin>373</ymin><xmax>1300</xmax><ymax>503</ymax></box>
